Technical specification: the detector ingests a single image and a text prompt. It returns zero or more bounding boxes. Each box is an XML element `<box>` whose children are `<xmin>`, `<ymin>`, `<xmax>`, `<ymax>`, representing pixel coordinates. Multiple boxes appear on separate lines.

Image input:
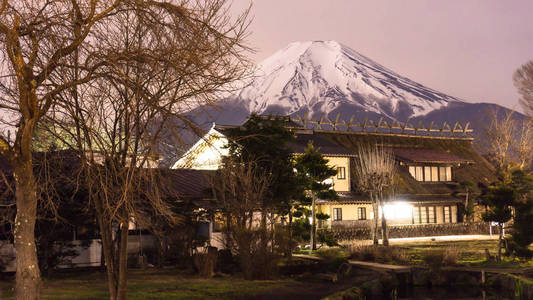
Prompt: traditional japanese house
<box><xmin>172</xmin><ymin>115</ymin><xmax>497</xmax><ymax>234</ymax></box>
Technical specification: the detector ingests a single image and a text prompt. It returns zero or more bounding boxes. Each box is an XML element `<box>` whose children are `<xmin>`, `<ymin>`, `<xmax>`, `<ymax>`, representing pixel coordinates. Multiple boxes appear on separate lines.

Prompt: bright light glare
<box><xmin>383</xmin><ymin>203</ymin><xmax>413</xmax><ymax>220</ymax></box>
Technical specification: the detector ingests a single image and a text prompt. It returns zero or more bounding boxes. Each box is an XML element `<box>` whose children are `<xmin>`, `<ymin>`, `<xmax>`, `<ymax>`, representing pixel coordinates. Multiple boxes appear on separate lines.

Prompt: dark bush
<box><xmin>349</xmin><ymin>245</ymin><xmax>409</xmax><ymax>264</ymax></box>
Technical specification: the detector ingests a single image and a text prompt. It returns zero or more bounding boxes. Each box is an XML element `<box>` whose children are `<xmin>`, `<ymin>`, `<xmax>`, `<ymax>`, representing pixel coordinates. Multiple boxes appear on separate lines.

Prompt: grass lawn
<box><xmin>393</xmin><ymin>239</ymin><xmax>533</xmax><ymax>268</ymax></box>
<box><xmin>339</xmin><ymin>239</ymin><xmax>533</xmax><ymax>269</ymax></box>
<box><xmin>0</xmin><ymin>268</ymin><xmax>296</xmax><ymax>299</ymax></box>
<box><xmin>398</xmin><ymin>239</ymin><xmax>499</xmax><ymax>264</ymax></box>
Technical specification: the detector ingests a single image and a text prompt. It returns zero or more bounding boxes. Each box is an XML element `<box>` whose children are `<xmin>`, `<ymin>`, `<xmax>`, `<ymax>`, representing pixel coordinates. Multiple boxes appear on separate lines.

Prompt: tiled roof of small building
<box><xmin>164</xmin><ymin>168</ymin><xmax>215</xmax><ymax>200</ymax></box>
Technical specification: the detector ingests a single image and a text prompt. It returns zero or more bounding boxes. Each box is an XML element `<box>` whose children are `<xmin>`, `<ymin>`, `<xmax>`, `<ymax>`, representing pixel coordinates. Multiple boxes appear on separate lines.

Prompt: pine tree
<box><xmin>225</xmin><ymin>114</ymin><xmax>304</xmax><ymax>257</ymax></box>
<box><xmin>482</xmin><ymin>182</ymin><xmax>513</xmax><ymax>262</ymax></box>
<box><xmin>508</xmin><ymin>170</ymin><xmax>533</xmax><ymax>259</ymax></box>
<box><xmin>294</xmin><ymin>142</ymin><xmax>337</xmax><ymax>251</ymax></box>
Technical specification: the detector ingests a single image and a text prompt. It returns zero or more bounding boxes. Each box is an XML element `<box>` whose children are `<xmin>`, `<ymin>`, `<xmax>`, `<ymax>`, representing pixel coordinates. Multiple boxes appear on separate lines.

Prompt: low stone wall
<box><xmin>329</xmin><ymin>222</ymin><xmax>497</xmax><ymax>241</ymax></box>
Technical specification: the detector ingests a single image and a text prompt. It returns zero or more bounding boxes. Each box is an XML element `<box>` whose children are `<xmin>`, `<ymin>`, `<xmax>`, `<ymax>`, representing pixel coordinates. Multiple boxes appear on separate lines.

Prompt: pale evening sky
<box><xmin>230</xmin><ymin>0</ymin><xmax>533</xmax><ymax>110</ymax></box>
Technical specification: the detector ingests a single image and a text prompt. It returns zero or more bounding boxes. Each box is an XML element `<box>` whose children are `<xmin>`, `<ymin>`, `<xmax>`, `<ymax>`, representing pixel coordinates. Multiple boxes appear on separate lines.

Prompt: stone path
<box><xmin>294</xmin><ymin>254</ymin><xmax>411</xmax><ymax>274</ymax></box>
<box><xmin>347</xmin><ymin>260</ymin><xmax>412</xmax><ymax>273</ymax></box>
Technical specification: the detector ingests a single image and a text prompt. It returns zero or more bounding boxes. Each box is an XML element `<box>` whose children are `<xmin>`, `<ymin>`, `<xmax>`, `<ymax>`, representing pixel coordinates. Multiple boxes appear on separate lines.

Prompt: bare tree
<box><xmin>41</xmin><ymin>2</ymin><xmax>250</xmax><ymax>299</ymax></box>
<box><xmin>210</xmin><ymin>157</ymin><xmax>273</xmax><ymax>280</ymax></box>
<box><xmin>513</xmin><ymin>61</ymin><xmax>533</xmax><ymax>171</ymax></box>
<box><xmin>354</xmin><ymin>146</ymin><xmax>396</xmax><ymax>246</ymax></box>
<box><xmin>514</xmin><ymin>61</ymin><xmax>533</xmax><ymax>117</ymax></box>
<box><xmin>484</xmin><ymin>109</ymin><xmax>515</xmax><ymax>177</ymax></box>
<box><xmin>512</xmin><ymin>120</ymin><xmax>533</xmax><ymax>171</ymax></box>
<box><xmin>0</xmin><ymin>1</ymin><xmax>128</xmax><ymax>298</ymax></box>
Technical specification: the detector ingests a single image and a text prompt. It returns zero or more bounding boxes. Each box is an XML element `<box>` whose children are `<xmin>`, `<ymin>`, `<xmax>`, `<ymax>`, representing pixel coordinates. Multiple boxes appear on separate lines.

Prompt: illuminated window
<box><xmin>357</xmin><ymin>207</ymin><xmax>366</xmax><ymax>220</ymax></box>
<box><xmin>420</xmin><ymin>206</ymin><xmax>428</xmax><ymax>224</ymax></box>
<box><xmin>409</xmin><ymin>166</ymin><xmax>424</xmax><ymax>181</ymax></box>
<box><xmin>445</xmin><ymin>167</ymin><xmax>452</xmax><ymax>181</ymax></box>
<box><xmin>424</xmin><ymin>166</ymin><xmax>432</xmax><ymax>182</ymax></box>
<box><xmin>333</xmin><ymin>208</ymin><xmax>342</xmax><ymax>221</ymax></box>
<box><xmin>415</xmin><ymin>166</ymin><xmax>423</xmax><ymax>181</ymax></box>
<box><xmin>410</xmin><ymin>165</ymin><xmax>452</xmax><ymax>182</ymax></box>
<box><xmin>428</xmin><ymin>206</ymin><xmax>436</xmax><ymax>223</ymax></box>
<box><xmin>409</xmin><ymin>166</ymin><xmax>416</xmax><ymax>178</ymax></box>
<box><xmin>414</xmin><ymin>206</ymin><xmax>436</xmax><ymax>224</ymax></box>
<box><xmin>443</xmin><ymin>206</ymin><xmax>451</xmax><ymax>223</ymax></box>
<box><xmin>439</xmin><ymin>167</ymin><xmax>447</xmax><ymax>181</ymax></box>
<box><xmin>337</xmin><ymin>167</ymin><xmax>346</xmax><ymax>180</ymax></box>
<box><xmin>431</xmin><ymin>167</ymin><xmax>439</xmax><ymax>182</ymax></box>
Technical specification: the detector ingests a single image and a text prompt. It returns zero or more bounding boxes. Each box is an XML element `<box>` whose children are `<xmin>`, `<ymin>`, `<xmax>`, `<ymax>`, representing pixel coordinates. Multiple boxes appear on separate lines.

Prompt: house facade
<box><xmin>171</xmin><ymin>115</ymin><xmax>496</xmax><ymax>235</ymax></box>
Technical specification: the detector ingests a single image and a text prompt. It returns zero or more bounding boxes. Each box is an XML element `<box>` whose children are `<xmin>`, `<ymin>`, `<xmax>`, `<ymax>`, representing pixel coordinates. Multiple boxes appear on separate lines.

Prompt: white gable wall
<box><xmin>171</xmin><ymin>125</ymin><xmax>228</xmax><ymax>170</ymax></box>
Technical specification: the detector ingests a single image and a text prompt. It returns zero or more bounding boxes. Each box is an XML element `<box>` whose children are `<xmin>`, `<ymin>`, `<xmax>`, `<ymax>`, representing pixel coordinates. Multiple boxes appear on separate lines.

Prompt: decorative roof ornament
<box><xmin>293</xmin><ymin>113</ymin><xmax>473</xmax><ymax>137</ymax></box>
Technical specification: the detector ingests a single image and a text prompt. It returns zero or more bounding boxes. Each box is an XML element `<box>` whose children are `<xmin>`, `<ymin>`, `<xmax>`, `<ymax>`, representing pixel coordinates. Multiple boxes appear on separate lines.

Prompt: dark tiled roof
<box><xmin>397</xmin><ymin>194</ymin><xmax>463</xmax><ymax>203</ymax></box>
<box><xmin>317</xmin><ymin>192</ymin><xmax>370</xmax><ymax>204</ymax></box>
<box><xmin>288</xmin><ymin>134</ymin><xmax>355</xmax><ymax>156</ymax></box>
<box><xmin>164</xmin><ymin>169</ymin><xmax>215</xmax><ymax>200</ymax></box>
<box><xmin>247</xmin><ymin>115</ymin><xmax>304</xmax><ymax>129</ymax></box>
<box><xmin>385</xmin><ymin>147</ymin><xmax>472</xmax><ymax>164</ymax></box>
<box><xmin>317</xmin><ymin>191</ymin><xmax>461</xmax><ymax>204</ymax></box>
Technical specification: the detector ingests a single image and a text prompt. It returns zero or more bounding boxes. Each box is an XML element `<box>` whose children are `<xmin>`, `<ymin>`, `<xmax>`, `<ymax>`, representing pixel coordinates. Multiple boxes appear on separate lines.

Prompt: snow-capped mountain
<box><xmin>236</xmin><ymin>40</ymin><xmax>462</xmax><ymax>120</ymax></box>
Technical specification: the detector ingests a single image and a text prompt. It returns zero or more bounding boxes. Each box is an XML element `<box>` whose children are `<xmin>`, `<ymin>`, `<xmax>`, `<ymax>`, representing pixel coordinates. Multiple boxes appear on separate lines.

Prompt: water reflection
<box><xmin>390</xmin><ymin>286</ymin><xmax>513</xmax><ymax>300</ymax></box>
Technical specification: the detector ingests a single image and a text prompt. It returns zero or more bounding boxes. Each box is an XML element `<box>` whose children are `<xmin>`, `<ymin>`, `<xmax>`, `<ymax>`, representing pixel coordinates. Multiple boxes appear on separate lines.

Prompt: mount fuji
<box><xmin>238</xmin><ymin>40</ymin><xmax>461</xmax><ymax>120</ymax></box>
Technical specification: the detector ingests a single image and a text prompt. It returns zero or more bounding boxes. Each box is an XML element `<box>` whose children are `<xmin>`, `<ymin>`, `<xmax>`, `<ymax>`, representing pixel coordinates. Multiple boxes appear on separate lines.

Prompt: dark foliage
<box><xmin>507</xmin><ymin>171</ymin><xmax>533</xmax><ymax>259</ymax></box>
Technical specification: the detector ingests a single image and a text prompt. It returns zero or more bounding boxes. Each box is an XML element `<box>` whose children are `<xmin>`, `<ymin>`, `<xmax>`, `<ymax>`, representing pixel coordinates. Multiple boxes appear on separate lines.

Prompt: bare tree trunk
<box><xmin>380</xmin><ymin>192</ymin><xmax>389</xmax><ymax>246</ymax></box>
<box><xmin>270</xmin><ymin>212</ymin><xmax>275</xmax><ymax>254</ymax></box>
<box><xmin>310</xmin><ymin>194</ymin><xmax>317</xmax><ymax>251</ymax></box>
<box><xmin>371</xmin><ymin>193</ymin><xmax>379</xmax><ymax>246</ymax></box>
<box><xmin>116</xmin><ymin>220</ymin><xmax>129</xmax><ymax>300</ymax></box>
<box><xmin>260</xmin><ymin>207</ymin><xmax>268</xmax><ymax>251</ymax></box>
<box><xmin>14</xmin><ymin>161</ymin><xmax>41</xmax><ymax>300</ymax></box>
<box><xmin>94</xmin><ymin>192</ymin><xmax>130</xmax><ymax>300</ymax></box>
<box><xmin>380</xmin><ymin>205</ymin><xmax>389</xmax><ymax>246</ymax></box>
<box><xmin>464</xmin><ymin>187</ymin><xmax>470</xmax><ymax>222</ymax></box>
<box><xmin>288</xmin><ymin>209</ymin><xmax>293</xmax><ymax>261</ymax></box>
<box><xmin>497</xmin><ymin>223</ymin><xmax>503</xmax><ymax>262</ymax></box>
<box><xmin>98</xmin><ymin>216</ymin><xmax>117</xmax><ymax>299</ymax></box>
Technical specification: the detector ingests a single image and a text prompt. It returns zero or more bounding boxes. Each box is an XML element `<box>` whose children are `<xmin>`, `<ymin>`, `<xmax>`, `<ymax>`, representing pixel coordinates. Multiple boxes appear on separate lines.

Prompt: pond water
<box><xmin>392</xmin><ymin>286</ymin><xmax>513</xmax><ymax>300</ymax></box>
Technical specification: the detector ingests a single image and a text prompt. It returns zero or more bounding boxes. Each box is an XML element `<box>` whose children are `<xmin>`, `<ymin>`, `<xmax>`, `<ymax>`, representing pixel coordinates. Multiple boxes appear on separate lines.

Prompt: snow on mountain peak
<box><xmin>238</xmin><ymin>40</ymin><xmax>463</xmax><ymax>120</ymax></box>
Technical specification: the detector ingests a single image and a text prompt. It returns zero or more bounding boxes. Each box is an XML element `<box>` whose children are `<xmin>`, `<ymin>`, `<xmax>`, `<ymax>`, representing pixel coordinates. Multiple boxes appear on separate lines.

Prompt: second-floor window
<box><xmin>337</xmin><ymin>167</ymin><xmax>346</xmax><ymax>179</ymax></box>
<box><xmin>333</xmin><ymin>208</ymin><xmax>342</xmax><ymax>221</ymax></box>
<box><xmin>357</xmin><ymin>207</ymin><xmax>366</xmax><ymax>220</ymax></box>
<box><xmin>409</xmin><ymin>165</ymin><xmax>452</xmax><ymax>182</ymax></box>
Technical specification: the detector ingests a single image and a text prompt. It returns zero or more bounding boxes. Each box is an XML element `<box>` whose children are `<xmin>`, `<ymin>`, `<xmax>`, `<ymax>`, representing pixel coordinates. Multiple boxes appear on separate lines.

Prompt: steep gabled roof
<box><xmin>172</xmin><ymin>125</ymin><xmax>228</xmax><ymax>170</ymax></box>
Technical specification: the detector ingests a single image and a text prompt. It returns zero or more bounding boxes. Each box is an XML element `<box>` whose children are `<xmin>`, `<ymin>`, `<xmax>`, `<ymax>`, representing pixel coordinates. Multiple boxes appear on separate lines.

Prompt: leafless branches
<box><xmin>513</xmin><ymin>120</ymin><xmax>533</xmax><ymax>171</ymax></box>
<box><xmin>0</xmin><ymin>1</ymin><xmax>127</xmax><ymax>298</ymax></box>
<box><xmin>0</xmin><ymin>0</ymin><xmax>251</xmax><ymax>298</ymax></box>
<box><xmin>484</xmin><ymin>109</ymin><xmax>515</xmax><ymax>174</ymax></box>
<box><xmin>353</xmin><ymin>145</ymin><xmax>396</xmax><ymax>246</ymax></box>
<box><xmin>514</xmin><ymin>61</ymin><xmax>533</xmax><ymax>118</ymax></box>
<box><xmin>209</xmin><ymin>157</ymin><xmax>275</xmax><ymax>279</ymax></box>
